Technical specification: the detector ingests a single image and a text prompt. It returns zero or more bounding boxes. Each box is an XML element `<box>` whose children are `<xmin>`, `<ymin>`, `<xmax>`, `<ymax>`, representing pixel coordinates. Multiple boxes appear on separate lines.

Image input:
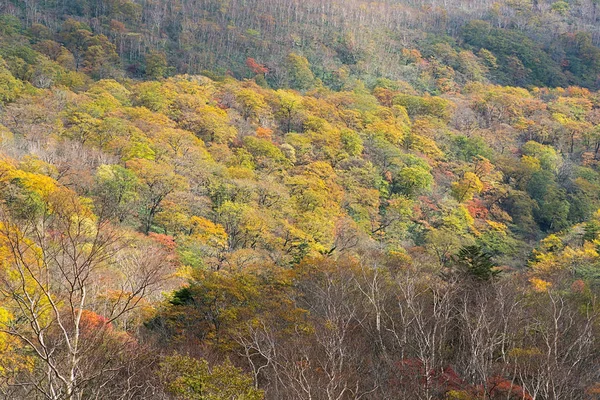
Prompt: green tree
<box><xmin>160</xmin><ymin>355</ymin><xmax>264</xmax><ymax>400</ymax></box>
<box><xmin>527</xmin><ymin>170</ymin><xmax>570</xmax><ymax>232</ymax></box>
<box><xmin>394</xmin><ymin>166</ymin><xmax>433</xmax><ymax>197</ymax></box>
<box><xmin>453</xmin><ymin>245</ymin><xmax>500</xmax><ymax>281</ymax></box>
<box><xmin>285</xmin><ymin>53</ymin><xmax>315</xmax><ymax>91</ymax></box>
<box><xmin>340</xmin><ymin>129</ymin><xmax>363</xmax><ymax>156</ymax></box>
<box><xmin>0</xmin><ymin>57</ymin><xmax>23</xmax><ymax>105</ymax></box>
<box><xmin>145</xmin><ymin>50</ymin><xmax>168</xmax><ymax>79</ymax></box>
<box><xmin>93</xmin><ymin>164</ymin><xmax>139</xmax><ymax>222</ymax></box>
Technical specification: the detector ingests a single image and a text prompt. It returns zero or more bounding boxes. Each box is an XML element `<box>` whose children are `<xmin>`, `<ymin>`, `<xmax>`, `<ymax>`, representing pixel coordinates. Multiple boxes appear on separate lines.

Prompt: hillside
<box><xmin>2</xmin><ymin>0</ymin><xmax>600</xmax><ymax>89</ymax></box>
<box><xmin>0</xmin><ymin>1</ymin><xmax>598</xmax><ymax>399</ymax></box>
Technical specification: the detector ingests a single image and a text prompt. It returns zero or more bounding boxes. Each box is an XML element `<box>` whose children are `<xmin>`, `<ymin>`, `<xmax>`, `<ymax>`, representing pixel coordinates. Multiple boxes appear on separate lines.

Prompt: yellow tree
<box><xmin>451</xmin><ymin>172</ymin><xmax>484</xmax><ymax>202</ymax></box>
<box><xmin>126</xmin><ymin>158</ymin><xmax>188</xmax><ymax>234</ymax></box>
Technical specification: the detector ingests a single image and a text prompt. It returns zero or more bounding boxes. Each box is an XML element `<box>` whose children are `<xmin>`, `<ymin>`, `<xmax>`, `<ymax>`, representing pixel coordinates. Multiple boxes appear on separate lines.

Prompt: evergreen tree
<box><xmin>453</xmin><ymin>245</ymin><xmax>500</xmax><ymax>281</ymax></box>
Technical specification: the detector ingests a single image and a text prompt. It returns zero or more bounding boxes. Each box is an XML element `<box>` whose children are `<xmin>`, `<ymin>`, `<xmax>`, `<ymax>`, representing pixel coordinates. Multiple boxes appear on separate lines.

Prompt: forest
<box><xmin>0</xmin><ymin>0</ymin><xmax>599</xmax><ymax>398</ymax></box>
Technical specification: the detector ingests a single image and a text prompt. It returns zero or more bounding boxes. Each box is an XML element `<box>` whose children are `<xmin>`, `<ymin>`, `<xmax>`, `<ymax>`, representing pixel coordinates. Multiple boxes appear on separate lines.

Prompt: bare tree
<box><xmin>0</xmin><ymin>188</ymin><xmax>173</xmax><ymax>400</ymax></box>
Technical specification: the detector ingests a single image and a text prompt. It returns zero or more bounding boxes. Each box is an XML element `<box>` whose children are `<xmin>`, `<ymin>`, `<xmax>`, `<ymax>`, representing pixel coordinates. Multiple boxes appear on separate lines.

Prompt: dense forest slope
<box><xmin>0</xmin><ymin>1</ymin><xmax>598</xmax><ymax>399</ymax></box>
<box><xmin>3</xmin><ymin>0</ymin><xmax>600</xmax><ymax>88</ymax></box>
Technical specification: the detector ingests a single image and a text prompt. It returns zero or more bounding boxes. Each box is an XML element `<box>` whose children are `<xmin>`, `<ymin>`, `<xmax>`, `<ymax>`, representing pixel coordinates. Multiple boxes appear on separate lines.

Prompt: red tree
<box><xmin>246</xmin><ymin>57</ymin><xmax>268</xmax><ymax>75</ymax></box>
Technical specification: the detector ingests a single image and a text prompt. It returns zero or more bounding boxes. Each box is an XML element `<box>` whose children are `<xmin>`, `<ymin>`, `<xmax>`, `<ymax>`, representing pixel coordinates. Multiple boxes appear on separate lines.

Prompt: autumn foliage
<box><xmin>0</xmin><ymin>7</ymin><xmax>598</xmax><ymax>399</ymax></box>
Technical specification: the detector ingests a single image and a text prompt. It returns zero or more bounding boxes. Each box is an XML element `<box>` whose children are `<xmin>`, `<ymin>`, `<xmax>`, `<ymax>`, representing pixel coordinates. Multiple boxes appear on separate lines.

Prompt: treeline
<box><xmin>2</xmin><ymin>0</ymin><xmax>600</xmax><ymax>89</ymax></box>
